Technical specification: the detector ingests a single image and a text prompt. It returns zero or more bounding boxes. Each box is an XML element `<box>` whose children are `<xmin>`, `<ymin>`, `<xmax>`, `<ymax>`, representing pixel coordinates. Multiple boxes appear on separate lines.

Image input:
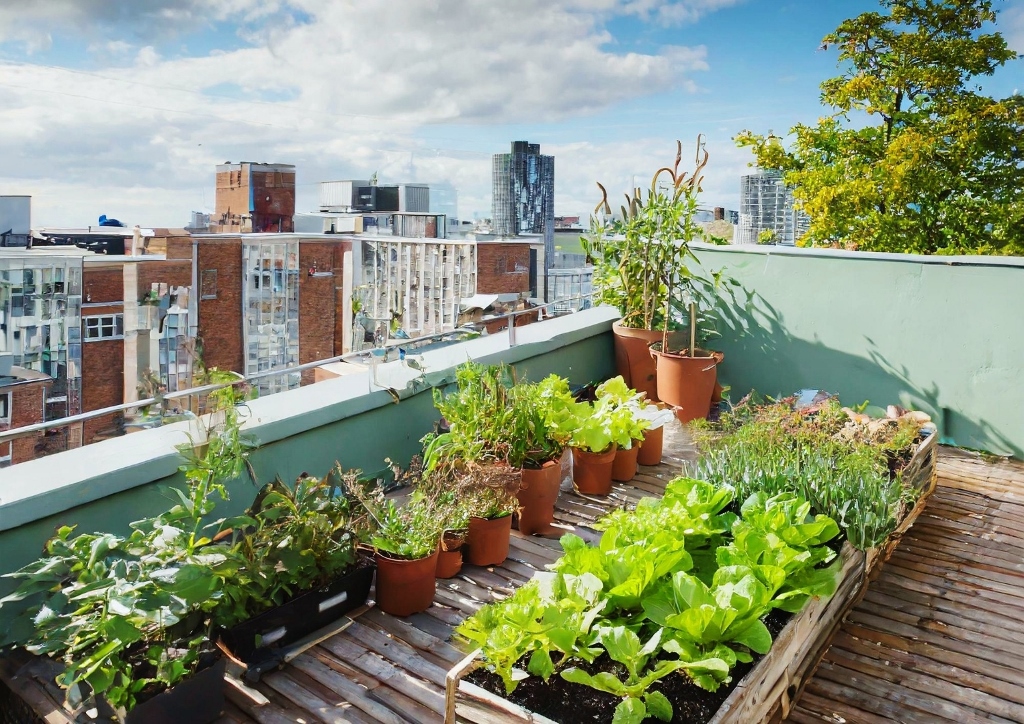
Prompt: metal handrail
<box><xmin>0</xmin><ymin>290</ymin><xmax>598</xmax><ymax>445</ymax></box>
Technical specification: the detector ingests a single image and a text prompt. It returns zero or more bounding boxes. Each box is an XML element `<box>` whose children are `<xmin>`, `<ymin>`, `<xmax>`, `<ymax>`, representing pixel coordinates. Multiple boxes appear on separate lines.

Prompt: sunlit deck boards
<box><xmin>221</xmin><ymin>422</ymin><xmax>696</xmax><ymax>724</ymax></box>
<box><xmin>788</xmin><ymin>451</ymin><xmax>1024</xmax><ymax>724</ymax></box>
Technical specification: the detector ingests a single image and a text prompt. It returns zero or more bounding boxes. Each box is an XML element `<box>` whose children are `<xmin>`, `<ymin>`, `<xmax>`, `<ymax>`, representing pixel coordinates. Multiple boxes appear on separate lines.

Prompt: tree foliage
<box><xmin>736</xmin><ymin>0</ymin><xmax>1023</xmax><ymax>255</ymax></box>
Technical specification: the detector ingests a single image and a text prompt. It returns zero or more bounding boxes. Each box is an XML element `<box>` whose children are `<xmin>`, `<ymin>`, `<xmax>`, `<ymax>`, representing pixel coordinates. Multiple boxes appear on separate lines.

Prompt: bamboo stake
<box><xmin>689</xmin><ymin>301</ymin><xmax>696</xmax><ymax>358</ymax></box>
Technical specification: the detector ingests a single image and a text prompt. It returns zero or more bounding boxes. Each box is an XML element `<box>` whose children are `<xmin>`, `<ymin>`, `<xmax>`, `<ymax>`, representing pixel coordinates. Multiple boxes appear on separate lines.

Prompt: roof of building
<box><xmin>0</xmin><ymin>365</ymin><xmax>52</xmax><ymax>389</ymax></box>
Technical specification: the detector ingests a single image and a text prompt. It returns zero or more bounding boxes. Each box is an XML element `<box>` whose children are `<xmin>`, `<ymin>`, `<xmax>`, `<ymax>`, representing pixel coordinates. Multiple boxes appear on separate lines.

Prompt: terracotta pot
<box><xmin>650</xmin><ymin>345</ymin><xmax>717</xmax><ymax>424</ymax></box>
<box><xmin>435</xmin><ymin>531</ymin><xmax>465</xmax><ymax>579</ymax></box>
<box><xmin>612</xmin><ymin>322</ymin><xmax>663</xmax><ymax>402</ymax></box>
<box><xmin>571</xmin><ymin>445</ymin><xmax>618</xmax><ymax>496</ymax></box>
<box><xmin>710</xmin><ymin>351</ymin><xmax>725</xmax><ymax>403</ymax></box>
<box><xmin>611</xmin><ymin>442</ymin><xmax>640</xmax><ymax>482</ymax></box>
<box><xmin>516</xmin><ymin>460</ymin><xmax>561</xmax><ymax>536</ymax></box>
<box><xmin>465</xmin><ymin>515</ymin><xmax>512</xmax><ymax>566</ymax></box>
<box><xmin>637</xmin><ymin>425</ymin><xmax>665</xmax><ymax>466</ymax></box>
<box><xmin>374</xmin><ymin>548</ymin><xmax>439</xmax><ymax>617</ymax></box>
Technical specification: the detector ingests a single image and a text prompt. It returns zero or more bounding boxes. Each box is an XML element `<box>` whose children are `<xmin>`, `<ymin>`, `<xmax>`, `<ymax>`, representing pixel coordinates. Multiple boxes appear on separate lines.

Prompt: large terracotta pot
<box><xmin>611</xmin><ymin>442</ymin><xmax>640</xmax><ymax>482</ymax></box>
<box><xmin>465</xmin><ymin>515</ymin><xmax>512</xmax><ymax>566</ymax></box>
<box><xmin>650</xmin><ymin>346</ymin><xmax>718</xmax><ymax>424</ymax></box>
<box><xmin>612</xmin><ymin>322</ymin><xmax>663</xmax><ymax>402</ymax></box>
<box><xmin>375</xmin><ymin>548</ymin><xmax>439</xmax><ymax>617</ymax></box>
<box><xmin>436</xmin><ymin>531</ymin><xmax>465</xmax><ymax>579</ymax></box>
<box><xmin>516</xmin><ymin>460</ymin><xmax>561</xmax><ymax>536</ymax></box>
<box><xmin>637</xmin><ymin>425</ymin><xmax>665</xmax><ymax>466</ymax></box>
<box><xmin>710</xmin><ymin>351</ymin><xmax>725</xmax><ymax>403</ymax></box>
<box><xmin>571</xmin><ymin>445</ymin><xmax>618</xmax><ymax>496</ymax></box>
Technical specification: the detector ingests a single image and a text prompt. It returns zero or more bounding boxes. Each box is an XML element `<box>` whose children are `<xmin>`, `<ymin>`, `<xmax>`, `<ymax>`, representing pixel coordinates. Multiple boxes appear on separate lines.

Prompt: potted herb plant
<box><xmin>434</xmin><ymin>491</ymin><xmax>470</xmax><ymax>579</ymax></box>
<box><xmin>568</xmin><ymin>392</ymin><xmax>637</xmax><ymax>496</ymax></box>
<box><xmin>423</xmin><ymin>362</ymin><xmax>529</xmax><ymax>567</ymax></box>
<box><xmin>512</xmin><ymin>374</ymin><xmax>576</xmax><ymax>536</ymax></box>
<box><xmin>352</xmin><ymin>488</ymin><xmax>441</xmax><ymax>617</ymax></box>
<box><xmin>583</xmin><ymin>136</ymin><xmax>722</xmax><ymax>403</ymax></box>
<box><xmin>593</xmin><ymin>377</ymin><xmax>652</xmax><ymax>483</ymax></box>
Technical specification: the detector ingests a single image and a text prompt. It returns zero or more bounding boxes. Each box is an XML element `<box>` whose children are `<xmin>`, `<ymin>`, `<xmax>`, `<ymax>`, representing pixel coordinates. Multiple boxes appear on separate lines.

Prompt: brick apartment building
<box><xmin>166</xmin><ymin>233</ymin><xmax>356</xmax><ymax>393</ymax></box>
<box><xmin>476</xmin><ymin>239</ymin><xmax>532</xmax><ymax>296</ymax></box>
<box><xmin>0</xmin><ymin>364</ymin><xmax>54</xmax><ymax>466</ymax></box>
<box><xmin>210</xmin><ymin>163</ymin><xmax>296</xmax><ymax>234</ymax></box>
<box><xmin>80</xmin><ymin>255</ymin><xmax>194</xmax><ymax>443</ymax></box>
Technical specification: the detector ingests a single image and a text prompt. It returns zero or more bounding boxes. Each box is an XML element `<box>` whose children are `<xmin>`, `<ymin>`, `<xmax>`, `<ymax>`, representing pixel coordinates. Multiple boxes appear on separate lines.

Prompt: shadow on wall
<box><xmin>709</xmin><ymin>284</ymin><xmax>1020</xmax><ymax>459</ymax></box>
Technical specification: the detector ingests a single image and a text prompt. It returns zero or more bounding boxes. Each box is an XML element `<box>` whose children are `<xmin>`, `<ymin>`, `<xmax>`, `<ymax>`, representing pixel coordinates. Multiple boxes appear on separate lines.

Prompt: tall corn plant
<box><xmin>583</xmin><ymin>136</ymin><xmax>722</xmax><ymax>346</ymax></box>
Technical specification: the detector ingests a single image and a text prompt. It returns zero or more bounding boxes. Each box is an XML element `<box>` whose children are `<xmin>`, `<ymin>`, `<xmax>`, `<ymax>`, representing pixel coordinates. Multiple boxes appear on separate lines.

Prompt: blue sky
<box><xmin>0</xmin><ymin>0</ymin><xmax>1020</xmax><ymax>226</ymax></box>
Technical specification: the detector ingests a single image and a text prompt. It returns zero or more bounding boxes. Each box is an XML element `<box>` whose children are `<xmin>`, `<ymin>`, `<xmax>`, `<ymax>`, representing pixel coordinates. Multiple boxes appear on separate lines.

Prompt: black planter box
<box><xmin>125</xmin><ymin>657</ymin><xmax>225</xmax><ymax>724</ymax></box>
<box><xmin>218</xmin><ymin>562</ymin><xmax>375</xmax><ymax>667</ymax></box>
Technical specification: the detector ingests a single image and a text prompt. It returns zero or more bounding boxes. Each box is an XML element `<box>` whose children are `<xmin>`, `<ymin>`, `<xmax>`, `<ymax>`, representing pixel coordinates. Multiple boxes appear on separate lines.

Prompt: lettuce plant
<box><xmin>458</xmin><ymin>475</ymin><xmax>843</xmax><ymax>717</ymax></box>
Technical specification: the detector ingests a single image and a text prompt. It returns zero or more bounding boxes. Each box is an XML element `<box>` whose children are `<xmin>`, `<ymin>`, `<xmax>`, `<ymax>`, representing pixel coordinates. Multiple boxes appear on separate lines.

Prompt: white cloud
<box><xmin>0</xmin><ymin>0</ymin><xmax>744</xmax><ymax>226</ymax></box>
<box><xmin>1002</xmin><ymin>1</ymin><xmax>1024</xmax><ymax>56</ymax></box>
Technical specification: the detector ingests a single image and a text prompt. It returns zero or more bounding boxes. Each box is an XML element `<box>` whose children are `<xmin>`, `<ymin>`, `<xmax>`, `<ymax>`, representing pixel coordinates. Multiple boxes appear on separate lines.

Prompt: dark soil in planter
<box><xmin>466</xmin><ymin>610</ymin><xmax>792</xmax><ymax>723</ymax></box>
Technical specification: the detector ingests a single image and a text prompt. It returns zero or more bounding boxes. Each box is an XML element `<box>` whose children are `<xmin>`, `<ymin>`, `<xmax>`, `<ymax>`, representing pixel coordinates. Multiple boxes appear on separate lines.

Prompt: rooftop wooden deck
<box><xmin>789</xmin><ymin>449</ymin><xmax>1024</xmax><ymax>724</ymax></box>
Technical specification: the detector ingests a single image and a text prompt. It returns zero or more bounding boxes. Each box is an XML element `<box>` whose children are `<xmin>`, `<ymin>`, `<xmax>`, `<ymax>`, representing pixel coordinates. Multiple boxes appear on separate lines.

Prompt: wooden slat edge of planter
<box><xmin>444</xmin><ymin>649</ymin><xmax>559</xmax><ymax>724</ymax></box>
<box><xmin>867</xmin><ymin>430</ymin><xmax>939</xmax><ymax>580</ymax></box>
<box><xmin>708</xmin><ymin>543</ymin><xmax>866</xmax><ymax>724</ymax></box>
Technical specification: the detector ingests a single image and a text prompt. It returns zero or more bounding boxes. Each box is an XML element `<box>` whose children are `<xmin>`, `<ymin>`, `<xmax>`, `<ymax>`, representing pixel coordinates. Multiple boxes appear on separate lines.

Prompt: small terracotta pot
<box><xmin>374</xmin><ymin>548</ymin><xmax>439</xmax><ymax>617</ymax></box>
<box><xmin>516</xmin><ymin>460</ymin><xmax>561</xmax><ymax>536</ymax></box>
<box><xmin>612</xmin><ymin>322</ymin><xmax>663</xmax><ymax>402</ymax></box>
<box><xmin>611</xmin><ymin>442</ymin><xmax>640</xmax><ymax>482</ymax></box>
<box><xmin>650</xmin><ymin>346</ymin><xmax>718</xmax><ymax>424</ymax></box>
<box><xmin>637</xmin><ymin>425</ymin><xmax>665</xmax><ymax>466</ymax></box>
<box><xmin>571</xmin><ymin>445</ymin><xmax>618</xmax><ymax>496</ymax></box>
<box><xmin>436</xmin><ymin>531</ymin><xmax>465</xmax><ymax>579</ymax></box>
<box><xmin>465</xmin><ymin>515</ymin><xmax>512</xmax><ymax>566</ymax></box>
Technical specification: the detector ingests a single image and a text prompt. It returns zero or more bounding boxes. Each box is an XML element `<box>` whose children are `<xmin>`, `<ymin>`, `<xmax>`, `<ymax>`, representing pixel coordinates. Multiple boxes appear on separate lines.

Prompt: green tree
<box><xmin>736</xmin><ymin>0</ymin><xmax>1023</xmax><ymax>255</ymax></box>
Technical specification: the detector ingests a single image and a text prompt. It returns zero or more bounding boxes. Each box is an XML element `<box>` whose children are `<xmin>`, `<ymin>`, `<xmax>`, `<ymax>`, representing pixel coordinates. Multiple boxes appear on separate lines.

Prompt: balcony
<box><xmin>0</xmin><ymin>245</ymin><xmax>1022</xmax><ymax>723</ymax></box>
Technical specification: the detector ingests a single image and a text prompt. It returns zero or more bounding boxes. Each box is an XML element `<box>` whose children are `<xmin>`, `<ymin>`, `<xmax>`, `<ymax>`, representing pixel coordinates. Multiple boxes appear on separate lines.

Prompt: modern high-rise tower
<box><xmin>492</xmin><ymin>141</ymin><xmax>554</xmax><ymax>268</ymax></box>
<box><xmin>736</xmin><ymin>169</ymin><xmax>810</xmax><ymax>246</ymax></box>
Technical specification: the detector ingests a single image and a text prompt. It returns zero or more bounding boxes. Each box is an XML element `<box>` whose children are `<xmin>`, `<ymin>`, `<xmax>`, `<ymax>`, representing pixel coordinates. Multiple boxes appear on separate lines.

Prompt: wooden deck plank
<box><xmin>790</xmin><ymin>456</ymin><xmax>1024</xmax><ymax>724</ymax></box>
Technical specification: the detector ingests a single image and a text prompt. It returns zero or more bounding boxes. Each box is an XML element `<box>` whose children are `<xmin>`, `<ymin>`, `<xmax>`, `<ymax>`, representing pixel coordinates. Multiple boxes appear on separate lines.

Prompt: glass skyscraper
<box><xmin>492</xmin><ymin>141</ymin><xmax>555</xmax><ymax>268</ymax></box>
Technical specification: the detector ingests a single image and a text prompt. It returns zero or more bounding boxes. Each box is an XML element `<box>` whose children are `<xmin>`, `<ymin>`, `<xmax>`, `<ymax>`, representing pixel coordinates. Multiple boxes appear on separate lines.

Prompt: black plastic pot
<box><xmin>125</xmin><ymin>657</ymin><xmax>226</xmax><ymax>724</ymax></box>
<box><xmin>217</xmin><ymin>562</ymin><xmax>374</xmax><ymax>668</ymax></box>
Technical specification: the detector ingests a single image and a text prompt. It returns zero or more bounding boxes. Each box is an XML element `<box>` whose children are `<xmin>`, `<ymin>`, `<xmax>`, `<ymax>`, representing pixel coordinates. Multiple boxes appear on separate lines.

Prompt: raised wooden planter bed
<box><xmin>443</xmin><ymin>431</ymin><xmax>938</xmax><ymax>724</ymax></box>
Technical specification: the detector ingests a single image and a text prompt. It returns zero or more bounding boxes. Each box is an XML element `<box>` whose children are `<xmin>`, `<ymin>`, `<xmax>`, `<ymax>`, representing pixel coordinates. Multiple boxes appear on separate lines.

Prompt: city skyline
<box><xmin>0</xmin><ymin>1</ymin><xmax>1021</xmax><ymax>227</ymax></box>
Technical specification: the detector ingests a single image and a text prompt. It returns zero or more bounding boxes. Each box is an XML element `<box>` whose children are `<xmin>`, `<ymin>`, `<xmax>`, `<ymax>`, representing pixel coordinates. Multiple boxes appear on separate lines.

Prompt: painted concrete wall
<box><xmin>0</xmin><ymin>309</ymin><xmax>617</xmax><ymax>605</ymax></box>
<box><xmin>697</xmin><ymin>245</ymin><xmax>1024</xmax><ymax>458</ymax></box>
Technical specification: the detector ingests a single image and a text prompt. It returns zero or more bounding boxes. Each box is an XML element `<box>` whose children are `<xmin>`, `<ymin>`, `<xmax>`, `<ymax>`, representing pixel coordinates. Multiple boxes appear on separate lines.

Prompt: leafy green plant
<box><xmin>456</xmin><ymin>572</ymin><xmax>606</xmax><ymax>693</ymax></box>
<box><xmin>0</xmin><ymin>377</ymin><xmax>255</xmax><ymax>714</ymax></box>
<box><xmin>425</xmin><ymin>362</ymin><xmax>532</xmax><ymax>474</ymax></box>
<box><xmin>594</xmin><ymin>376</ymin><xmax>652</xmax><ymax>447</ymax></box>
<box><xmin>345</xmin><ymin>474</ymin><xmax>440</xmax><ymax>560</ymax></box>
<box><xmin>212</xmin><ymin>473</ymin><xmax>362</xmax><ymax>629</ymax></box>
<box><xmin>518</xmin><ymin>374</ymin><xmax>577</xmax><ymax>468</ymax></box>
<box><xmin>559</xmin><ymin>626</ymin><xmax>718</xmax><ymax>724</ymax></box>
<box><xmin>458</xmin><ymin>474</ymin><xmax>842</xmax><ymax>716</ymax></box>
<box><xmin>691</xmin><ymin>394</ymin><xmax>925</xmax><ymax>549</ymax></box>
<box><xmin>0</xmin><ymin>524</ymin><xmax>226</xmax><ymax>712</ymax></box>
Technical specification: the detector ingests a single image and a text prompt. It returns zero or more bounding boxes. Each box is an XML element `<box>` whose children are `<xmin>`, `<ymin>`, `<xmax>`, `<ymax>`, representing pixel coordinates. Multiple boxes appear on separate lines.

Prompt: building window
<box><xmin>0</xmin><ymin>442</ymin><xmax>10</xmax><ymax>468</ymax></box>
<box><xmin>84</xmin><ymin>314</ymin><xmax>124</xmax><ymax>341</ymax></box>
<box><xmin>0</xmin><ymin>393</ymin><xmax>10</xmax><ymax>423</ymax></box>
<box><xmin>201</xmin><ymin>269</ymin><xmax>218</xmax><ymax>300</ymax></box>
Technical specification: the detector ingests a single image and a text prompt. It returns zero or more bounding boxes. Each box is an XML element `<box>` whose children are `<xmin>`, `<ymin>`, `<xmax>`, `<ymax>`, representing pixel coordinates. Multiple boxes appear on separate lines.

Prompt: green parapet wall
<box><xmin>0</xmin><ymin>310</ymin><xmax>617</xmax><ymax>611</ymax></box>
<box><xmin>697</xmin><ymin>245</ymin><xmax>1024</xmax><ymax>459</ymax></box>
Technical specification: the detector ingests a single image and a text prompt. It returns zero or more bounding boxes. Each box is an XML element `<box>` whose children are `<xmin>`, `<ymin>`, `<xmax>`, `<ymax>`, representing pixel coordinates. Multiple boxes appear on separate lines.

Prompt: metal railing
<box><xmin>0</xmin><ymin>291</ymin><xmax>598</xmax><ymax>447</ymax></box>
